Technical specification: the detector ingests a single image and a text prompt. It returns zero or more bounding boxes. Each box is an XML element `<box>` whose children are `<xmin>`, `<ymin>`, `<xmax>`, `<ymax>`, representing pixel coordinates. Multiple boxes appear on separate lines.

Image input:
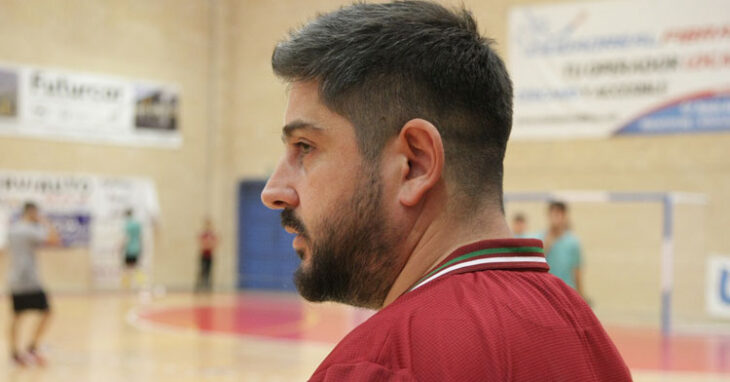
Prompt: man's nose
<box><xmin>261</xmin><ymin>159</ymin><xmax>299</xmax><ymax>210</ymax></box>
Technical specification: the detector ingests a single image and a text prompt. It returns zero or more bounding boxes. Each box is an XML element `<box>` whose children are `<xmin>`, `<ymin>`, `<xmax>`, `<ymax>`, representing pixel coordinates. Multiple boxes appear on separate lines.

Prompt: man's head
<box><xmin>548</xmin><ymin>201</ymin><xmax>569</xmax><ymax>231</ymax></box>
<box><xmin>22</xmin><ymin>202</ymin><xmax>39</xmax><ymax>222</ymax></box>
<box><xmin>125</xmin><ymin>209</ymin><xmax>133</xmax><ymax>218</ymax></box>
<box><xmin>512</xmin><ymin>213</ymin><xmax>527</xmax><ymax>236</ymax></box>
<box><xmin>262</xmin><ymin>1</ymin><xmax>513</xmax><ymax>309</ymax></box>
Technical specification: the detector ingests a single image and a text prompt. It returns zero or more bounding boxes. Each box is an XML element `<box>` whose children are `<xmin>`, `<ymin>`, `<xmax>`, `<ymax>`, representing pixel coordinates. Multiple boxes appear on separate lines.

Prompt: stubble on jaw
<box><xmin>290</xmin><ymin>166</ymin><xmax>400</xmax><ymax>309</ymax></box>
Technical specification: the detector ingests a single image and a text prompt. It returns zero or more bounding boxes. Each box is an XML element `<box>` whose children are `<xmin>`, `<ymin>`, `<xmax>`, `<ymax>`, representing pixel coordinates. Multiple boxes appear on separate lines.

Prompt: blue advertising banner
<box><xmin>46</xmin><ymin>213</ymin><xmax>92</xmax><ymax>247</ymax></box>
<box><xmin>509</xmin><ymin>0</ymin><xmax>730</xmax><ymax>139</ymax></box>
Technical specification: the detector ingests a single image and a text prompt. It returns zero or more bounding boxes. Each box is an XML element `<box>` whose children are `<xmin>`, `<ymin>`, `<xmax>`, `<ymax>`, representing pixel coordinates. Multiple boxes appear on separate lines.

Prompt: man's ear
<box><xmin>395</xmin><ymin>118</ymin><xmax>445</xmax><ymax>207</ymax></box>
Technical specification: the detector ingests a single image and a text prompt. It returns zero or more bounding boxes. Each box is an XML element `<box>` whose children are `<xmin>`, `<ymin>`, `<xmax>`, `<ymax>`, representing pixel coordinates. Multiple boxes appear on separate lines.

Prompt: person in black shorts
<box><xmin>6</xmin><ymin>202</ymin><xmax>60</xmax><ymax>366</ymax></box>
<box><xmin>124</xmin><ymin>253</ymin><xmax>139</xmax><ymax>267</ymax></box>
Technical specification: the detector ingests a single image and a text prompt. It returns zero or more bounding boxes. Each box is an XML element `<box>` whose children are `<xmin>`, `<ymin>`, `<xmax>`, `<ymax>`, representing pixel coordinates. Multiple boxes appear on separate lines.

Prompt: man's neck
<box><xmin>381</xmin><ymin>207</ymin><xmax>512</xmax><ymax>308</ymax></box>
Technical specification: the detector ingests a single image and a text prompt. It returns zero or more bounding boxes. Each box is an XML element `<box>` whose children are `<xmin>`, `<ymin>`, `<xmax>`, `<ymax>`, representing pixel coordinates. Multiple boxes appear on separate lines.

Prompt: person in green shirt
<box><xmin>123</xmin><ymin>209</ymin><xmax>142</xmax><ymax>265</ymax></box>
<box><xmin>538</xmin><ymin>201</ymin><xmax>584</xmax><ymax>297</ymax></box>
<box><xmin>122</xmin><ymin>209</ymin><xmax>143</xmax><ymax>288</ymax></box>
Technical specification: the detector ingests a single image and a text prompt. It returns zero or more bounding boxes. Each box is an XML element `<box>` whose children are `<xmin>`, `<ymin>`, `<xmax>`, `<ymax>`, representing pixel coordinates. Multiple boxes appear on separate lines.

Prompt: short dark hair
<box><xmin>23</xmin><ymin>201</ymin><xmax>38</xmax><ymax>214</ymax></box>
<box><xmin>272</xmin><ymin>1</ymin><xmax>513</xmax><ymax>209</ymax></box>
<box><xmin>548</xmin><ymin>201</ymin><xmax>568</xmax><ymax>213</ymax></box>
<box><xmin>513</xmin><ymin>213</ymin><xmax>526</xmax><ymax>222</ymax></box>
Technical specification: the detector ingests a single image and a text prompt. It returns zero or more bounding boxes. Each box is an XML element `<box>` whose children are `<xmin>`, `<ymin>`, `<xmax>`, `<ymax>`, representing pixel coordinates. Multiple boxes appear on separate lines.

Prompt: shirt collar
<box><xmin>409</xmin><ymin>238</ymin><xmax>548</xmax><ymax>292</ymax></box>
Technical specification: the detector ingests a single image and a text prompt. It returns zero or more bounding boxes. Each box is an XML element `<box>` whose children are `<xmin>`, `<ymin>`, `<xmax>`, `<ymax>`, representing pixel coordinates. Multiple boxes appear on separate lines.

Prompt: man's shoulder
<box><xmin>314</xmin><ymin>274</ymin><xmax>516</xmax><ymax>376</ymax></box>
<box><xmin>312</xmin><ymin>270</ymin><xmax>628</xmax><ymax>381</ymax></box>
<box><xmin>339</xmin><ymin>270</ymin><xmax>532</xmax><ymax>338</ymax></box>
<box><xmin>313</xmin><ymin>280</ymin><xmax>521</xmax><ymax>380</ymax></box>
<box><xmin>561</xmin><ymin>231</ymin><xmax>581</xmax><ymax>246</ymax></box>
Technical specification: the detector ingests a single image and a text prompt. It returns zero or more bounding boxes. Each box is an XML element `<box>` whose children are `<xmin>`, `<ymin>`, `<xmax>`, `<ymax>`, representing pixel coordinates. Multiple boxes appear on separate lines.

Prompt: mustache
<box><xmin>281</xmin><ymin>209</ymin><xmax>308</xmax><ymax>238</ymax></box>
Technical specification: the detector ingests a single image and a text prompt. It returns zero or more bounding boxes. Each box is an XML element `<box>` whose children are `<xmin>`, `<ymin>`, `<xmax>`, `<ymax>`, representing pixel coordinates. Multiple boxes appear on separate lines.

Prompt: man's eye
<box><xmin>295</xmin><ymin>142</ymin><xmax>313</xmax><ymax>153</ymax></box>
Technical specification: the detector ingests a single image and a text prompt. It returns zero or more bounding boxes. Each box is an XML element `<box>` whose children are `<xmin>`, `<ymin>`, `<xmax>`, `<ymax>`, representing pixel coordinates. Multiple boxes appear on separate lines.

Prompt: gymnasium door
<box><xmin>237</xmin><ymin>180</ymin><xmax>298</xmax><ymax>291</ymax></box>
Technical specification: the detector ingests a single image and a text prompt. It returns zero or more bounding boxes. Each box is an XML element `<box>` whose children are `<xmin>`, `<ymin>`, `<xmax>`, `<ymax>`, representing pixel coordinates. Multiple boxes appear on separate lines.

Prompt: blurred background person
<box><xmin>540</xmin><ymin>201</ymin><xmax>584</xmax><ymax>297</ymax></box>
<box><xmin>195</xmin><ymin>217</ymin><xmax>218</xmax><ymax>292</ymax></box>
<box><xmin>122</xmin><ymin>208</ymin><xmax>143</xmax><ymax>289</ymax></box>
<box><xmin>7</xmin><ymin>201</ymin><xmax>60</xmax><ymax>366</ymax></box>
<box><xmin>511</xmin><ymin>212</ymin><xmax>528</xmax><ymax>238</ymax></box>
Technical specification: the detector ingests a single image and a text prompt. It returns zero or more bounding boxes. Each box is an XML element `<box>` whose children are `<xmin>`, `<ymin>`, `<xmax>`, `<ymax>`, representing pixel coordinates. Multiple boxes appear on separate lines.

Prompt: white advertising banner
<box><xmin>706</xmin><ymin>255</ymin><xmax>730</xmax><ymax>319</ymax></box>
<box><xmin>0</xmin><ymin>63</ymin><xmax>180</xmax><ymax>147</ymax></box>
<box><xmin>0</xmin><ymin>170</ymin><xmax>159</xmax><ymax>289</ymax></box>
<box><xmin>509</xmin><ymin>0</ymin><xmax>730</xmax><ymax>139</ymax></box>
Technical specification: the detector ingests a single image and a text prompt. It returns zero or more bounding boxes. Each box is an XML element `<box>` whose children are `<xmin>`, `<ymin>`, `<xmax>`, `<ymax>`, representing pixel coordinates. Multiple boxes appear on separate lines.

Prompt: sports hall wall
<box><xmin>0</xmin><ymin>0</ymin><xmax>236</xmax><ymax>291</ymax></box>
<box><xmin>1</xmin><ymin>0</ymin><xmax>728</xmax><ymax>327</ymax></box>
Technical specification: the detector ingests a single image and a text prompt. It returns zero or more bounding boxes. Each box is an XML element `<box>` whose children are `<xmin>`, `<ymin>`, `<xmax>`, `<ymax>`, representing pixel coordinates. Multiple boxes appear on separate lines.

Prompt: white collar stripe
<box><xmin>410</xmin><ymin>256</ymin><xmax>548</xmax><ymax>292</ymax></box>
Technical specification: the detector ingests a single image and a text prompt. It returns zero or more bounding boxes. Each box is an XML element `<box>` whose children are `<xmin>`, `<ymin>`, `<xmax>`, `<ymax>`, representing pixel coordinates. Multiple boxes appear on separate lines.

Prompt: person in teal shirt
<box><xmin>538</xmin><ymin>201</ymin><xmax>584</xmax><ymax>297</ymax></box>
<box><xmin>123</xmin><ymin>209</ymin><xmax>142</xmax><ymax>266</ymax></box>
<box><xmin>122</xmin><ymin>208</ymin><xmax>143</xmax><ymax>289</ymax></box>
<box><xmin>121</xmin><ymin>208</ymin><xmax>144</xmax><ymax>289</ymax></box>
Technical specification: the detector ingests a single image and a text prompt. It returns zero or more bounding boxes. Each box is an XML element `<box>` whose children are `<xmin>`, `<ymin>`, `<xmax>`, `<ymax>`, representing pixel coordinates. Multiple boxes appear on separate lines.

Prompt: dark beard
<box><xmin>282</xmin><ymin>168</ymin><xmax>397</xmax><ymax>309</ymax></box>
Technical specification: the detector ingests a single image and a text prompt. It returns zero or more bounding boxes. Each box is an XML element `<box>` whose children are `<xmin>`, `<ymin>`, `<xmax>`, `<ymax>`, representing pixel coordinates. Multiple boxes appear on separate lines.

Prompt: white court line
<box><xmin>632</xmin><ymin>369</ymin><xmax>730</xmax><ymax>382</ymax></box>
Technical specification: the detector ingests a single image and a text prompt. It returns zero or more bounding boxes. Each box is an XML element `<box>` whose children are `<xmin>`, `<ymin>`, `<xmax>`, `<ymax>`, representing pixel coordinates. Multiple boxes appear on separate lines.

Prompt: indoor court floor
<box><xmin>1</xmin><ymin>292</ymin><xmax>729</xmax><ymax>382</ymax></box>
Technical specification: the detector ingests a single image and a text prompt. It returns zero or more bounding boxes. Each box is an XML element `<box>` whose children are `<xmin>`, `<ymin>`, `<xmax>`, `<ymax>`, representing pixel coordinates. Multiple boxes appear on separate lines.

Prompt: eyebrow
<box><xmin>281</xmin><ymin>120</ymin><xmax>324</xmax><ymax>142</ymax></box>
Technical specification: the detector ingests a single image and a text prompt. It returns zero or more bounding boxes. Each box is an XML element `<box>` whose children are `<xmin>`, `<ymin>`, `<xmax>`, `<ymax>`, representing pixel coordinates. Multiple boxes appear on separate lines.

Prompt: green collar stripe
<box><xmin>415</xmin><ymin>246</ymin><xmax>543</xmax><ymax>286</ymax></box>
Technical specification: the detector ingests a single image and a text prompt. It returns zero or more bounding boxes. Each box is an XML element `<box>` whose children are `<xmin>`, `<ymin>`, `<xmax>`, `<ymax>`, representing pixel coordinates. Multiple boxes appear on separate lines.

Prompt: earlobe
<box><xmin>397</xmin><ymin>119</ymin><xmax>444</xmax><ymax>207</ymax></box>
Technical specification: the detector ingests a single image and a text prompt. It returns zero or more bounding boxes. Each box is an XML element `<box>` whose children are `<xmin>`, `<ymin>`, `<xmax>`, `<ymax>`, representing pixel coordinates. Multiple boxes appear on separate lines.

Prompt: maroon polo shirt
<box><xmin>309</xmin><ymin>238</ymin><xmax>631</xmax><ymax>381</ymax></box>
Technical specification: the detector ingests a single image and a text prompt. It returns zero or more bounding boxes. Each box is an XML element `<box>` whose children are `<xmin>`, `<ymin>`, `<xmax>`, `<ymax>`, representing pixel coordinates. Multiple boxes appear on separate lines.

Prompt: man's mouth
<box><xmin>292</xmin><ymin>234</ymin><xmax>308</xmax><ymax>260</ymax></box>
<box><xmin>284</xmin><ymin>225</ymin><xmax>306</xmax><ymax>243</ymax></box>
<box><xmin>281</xmin><ymin>210</ymin><xmax>308</xmax><ymax>257</ymax></box>
<box><xmin>284</xmin><ymin>226</ymin><xmax>299</xmax><ymax>235</ymax></box>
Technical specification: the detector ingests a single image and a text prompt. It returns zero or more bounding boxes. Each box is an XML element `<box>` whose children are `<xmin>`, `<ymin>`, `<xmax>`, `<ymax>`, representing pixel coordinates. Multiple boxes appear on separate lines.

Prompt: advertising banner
<box><xmin>509</xmin><ymin>0</ymin><xmax>730</xmax><ymax>139</ymax></box>
<box><xmin>0</xmin><ymin>172</ymin><xmax>93</xmax><ymax>248</ymax></box>
<box><xmin>0</xmin><ymin>63</ymin><xmax>180</xmax><ymax>147</ymax></box>
<box><xmin>0</xmin><ymin>170</ymin><xmax>159</xmax><ymax>289</ymax></box>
